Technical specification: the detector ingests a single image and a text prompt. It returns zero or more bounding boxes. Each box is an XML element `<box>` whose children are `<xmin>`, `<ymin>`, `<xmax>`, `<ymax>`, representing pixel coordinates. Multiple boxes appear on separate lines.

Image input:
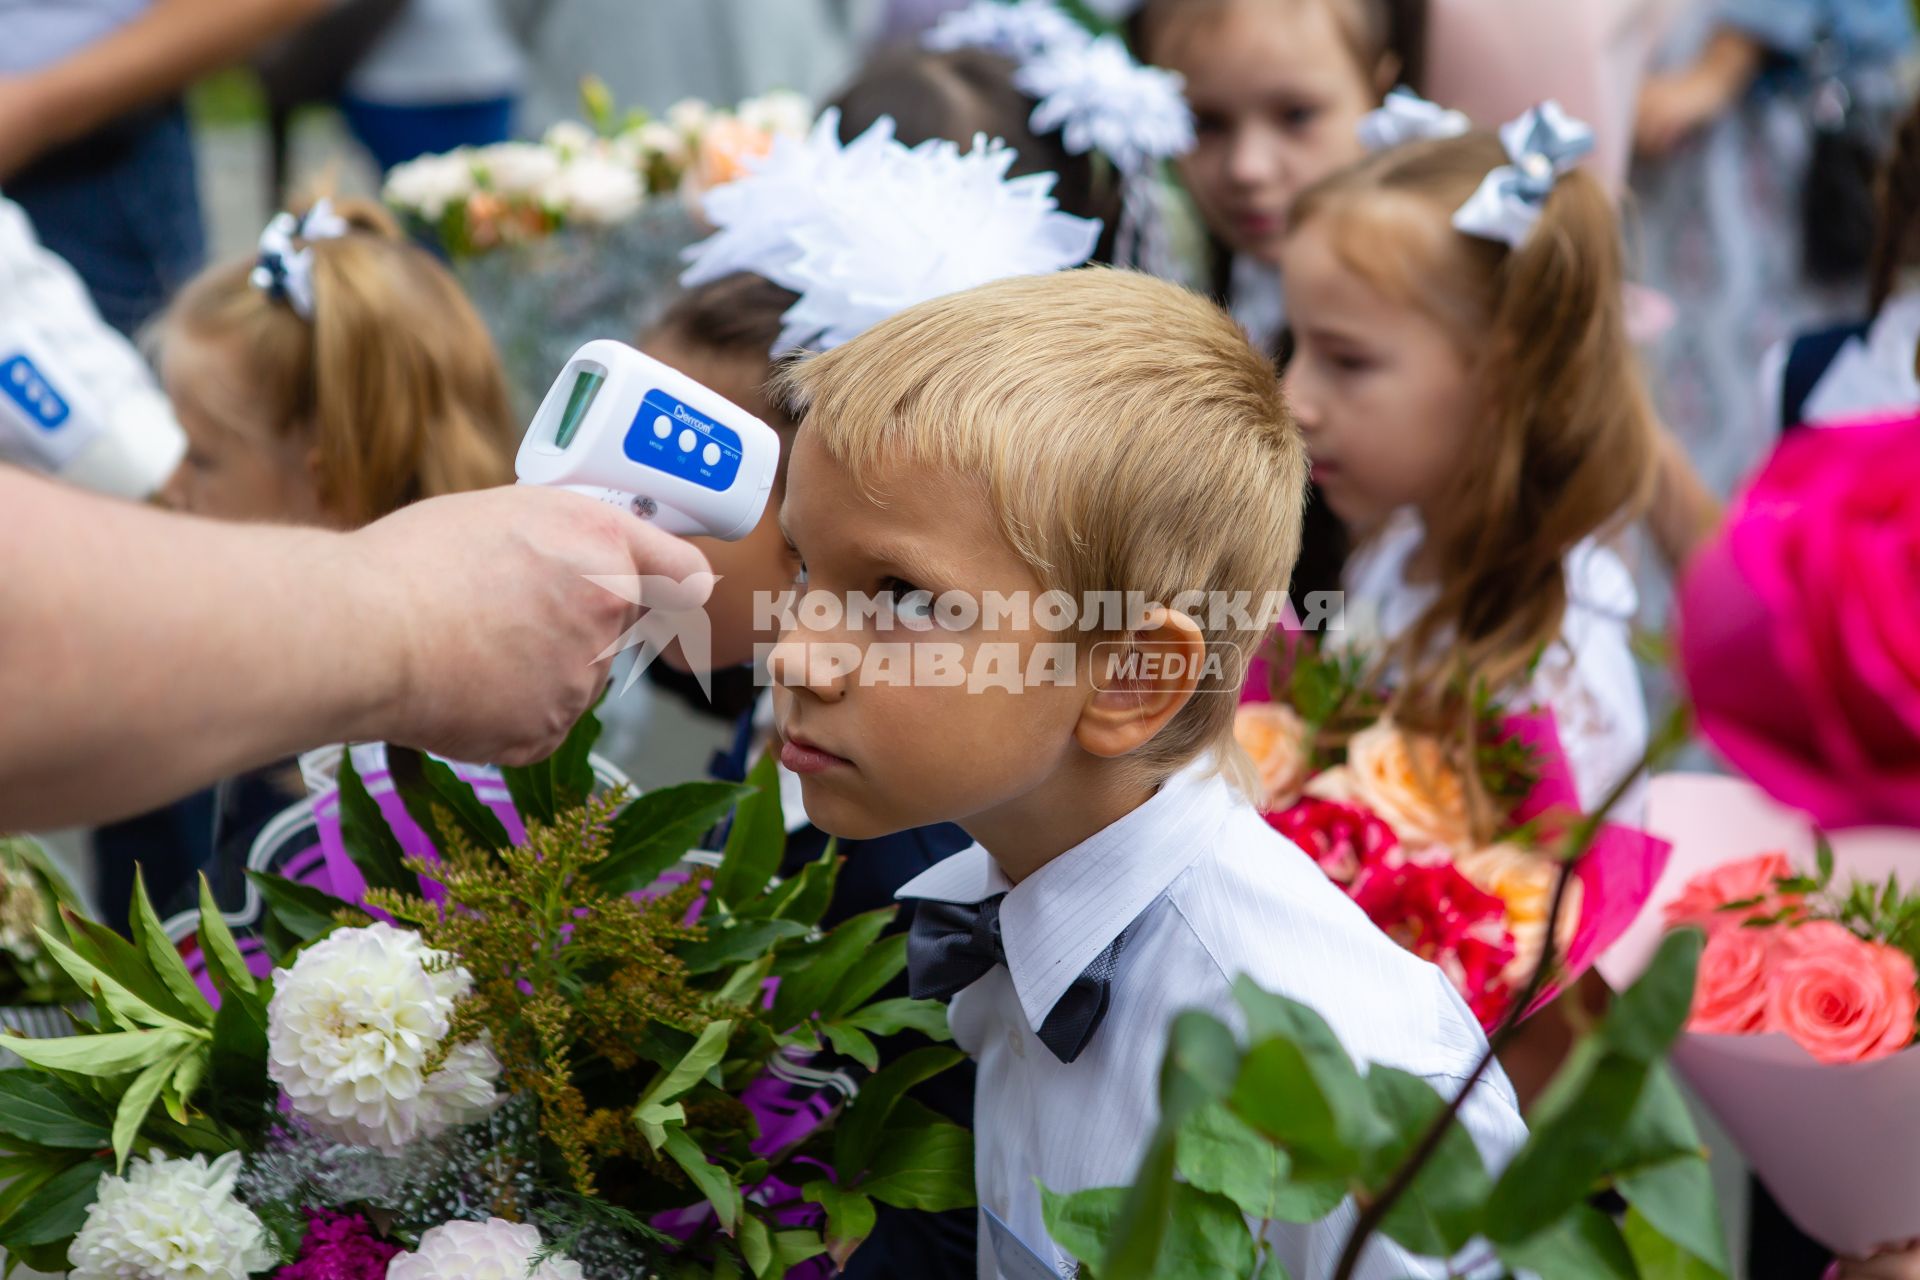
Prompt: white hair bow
<box><xmin>249</xmin><ymin>198</ymin><xmax>350</xmax><ymax>320</ymax></box>
<box><xmin>1357</xmin><ymin>87</ymin><xmax>1471</xmax><ymax>152</ymax></box>
<box><xmin>1451</xmin><ymin>101</ymin><xmax>1594</xmax><ymax>249</ymax></box>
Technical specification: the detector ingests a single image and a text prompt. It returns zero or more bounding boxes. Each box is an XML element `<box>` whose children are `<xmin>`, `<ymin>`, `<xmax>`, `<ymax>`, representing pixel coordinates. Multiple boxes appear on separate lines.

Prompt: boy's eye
<box><xmin>1330</xmin><ymin>353</ymin><xmax>1374</xmax><ymax>374</ymax></box>
<box><xmin>880</xmin><ymin>577</ymin><xmax>936</xmax><ymax>628</ymax></box>
<box><xmin>1280</xmin><ymin>104</ymin><xmax>1320</xmax><ymax>131</ymax></box>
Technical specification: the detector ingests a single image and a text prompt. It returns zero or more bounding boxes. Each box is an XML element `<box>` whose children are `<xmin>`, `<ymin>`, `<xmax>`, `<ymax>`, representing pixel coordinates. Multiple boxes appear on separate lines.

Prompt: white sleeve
<box><xmin>0</xmin><ymin>192</ymin><xmax>185</xmax><ymax>499</ymax></box>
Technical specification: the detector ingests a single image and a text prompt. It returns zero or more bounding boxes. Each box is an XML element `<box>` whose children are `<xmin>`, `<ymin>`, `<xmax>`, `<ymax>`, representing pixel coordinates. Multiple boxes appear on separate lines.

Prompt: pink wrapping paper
<box><xmin>1597</xmin><ymin>773</ymin><xmax>1920</xmax><ymax>1257</ymax></box>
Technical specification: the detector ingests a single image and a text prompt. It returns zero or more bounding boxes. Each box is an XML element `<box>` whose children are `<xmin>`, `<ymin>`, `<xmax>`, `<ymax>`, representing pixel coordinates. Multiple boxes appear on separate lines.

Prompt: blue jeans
<box><xmin>7</xmin><ymin>102</ymin><xmax>205</xmax><ymax>336</ymax></box>
<box><xmin>338</xmin><ymin>95</ymin><xmax>515</xmax><ymax>173</ymax></box>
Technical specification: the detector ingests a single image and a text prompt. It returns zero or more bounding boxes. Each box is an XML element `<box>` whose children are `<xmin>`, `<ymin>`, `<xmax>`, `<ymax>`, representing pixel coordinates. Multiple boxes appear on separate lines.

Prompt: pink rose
<box><xmin>1679</xmin><ymin>412</ymin><xmax>1920</xmax><ymax>829</ymax></box>
<box><xmin>1661</xmin><ymin>852</ymin><xmax>1801</xmax><ymax>932</ymax></box>
<box><xmin>1688</xmin><ymin>925</ymin><xmax>1779</xmax><ymax>1034</ymax></box>
<box><xmin>1764</xmin><ymin>925</ymin><xmax>1920</xmax><ymax>1064</ymax></box>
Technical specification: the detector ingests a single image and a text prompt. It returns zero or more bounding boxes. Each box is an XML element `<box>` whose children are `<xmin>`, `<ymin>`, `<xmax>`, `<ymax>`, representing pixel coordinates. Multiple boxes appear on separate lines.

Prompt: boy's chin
<box><xmin>795</xmin><ymin>781</ymin><xmax>921</xmax><ymax>843</ymax></box>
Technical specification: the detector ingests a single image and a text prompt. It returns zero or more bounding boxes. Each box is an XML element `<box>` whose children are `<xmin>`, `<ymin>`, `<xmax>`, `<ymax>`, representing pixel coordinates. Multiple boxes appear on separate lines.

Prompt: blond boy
<box><xmin>767</xmin><ymin>269</ymin><xmax>1524</xmax><ymax>1280</ymax></box>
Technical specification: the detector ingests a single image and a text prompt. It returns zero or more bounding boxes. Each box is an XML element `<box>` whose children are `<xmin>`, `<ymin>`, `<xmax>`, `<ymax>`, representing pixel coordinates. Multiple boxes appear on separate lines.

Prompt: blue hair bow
<box><xmin>1451</xmin><ymin>101</ymin><xmax>1595</xmax><ymax>249</ymax></box>
<box><xmin>249</xmin><ymin>198</ymin><xmax>349</xmax><ymax>320</ymax></box>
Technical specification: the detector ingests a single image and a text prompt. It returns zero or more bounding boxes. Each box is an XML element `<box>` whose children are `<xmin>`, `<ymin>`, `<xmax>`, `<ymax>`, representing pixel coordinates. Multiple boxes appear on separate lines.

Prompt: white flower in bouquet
<box><xmin>68</xmin><ymin>1151</ymin><xmax>273</xmax><ymax>1280</ymax></box>
<box><xmin>267</xmin><ymin>922</ymin><xmax>499</xmax><ymax>1155</ymax></box>
<box><xmin>387</xmin><ymin>1218</ymin><xmax>584</xmax><ymax>1280</ymax></box>
<box><xmin>622</xmin><ymin>120</ymin><xmax>689</xmax><ymax>166</ymax></box>
<box><xmin>474</xmin><ymin>141</ymin><xmax>563</xmax><ymax>197</ymax></box>
<box><xmin>0</xmin><ymin>860</ymin><xmax>44</xmax><ymax>957</ymax></box>
<box><xmin>666</xmin><ymin>97</ymin><xmax>715</xmax><ymax>139</ymax></box>
<box><xmin>383</xmin><ymin>150</ymin><xmax>476</xmax><ymax>221</ymax></box>
<box><xmin>541</xmin><ymin>119</ymin><xmax>597</xmax><ymax>160</ymax></box>
<box><xmin>736</xmin><ymin>89</ymin><xmax>815</xmax><ymax>140</ymax></box>
<box><xmin>540</xmin><ymin>155</ymin><xmax>645</xmax><ymax>225</ymax></box>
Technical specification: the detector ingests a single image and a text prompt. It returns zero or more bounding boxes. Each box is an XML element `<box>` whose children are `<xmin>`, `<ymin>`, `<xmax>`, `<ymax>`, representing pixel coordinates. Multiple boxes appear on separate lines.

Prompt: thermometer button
<box><xmin>702</xmin><ymin>442</ymin><xmax>721</xmax><ymax>466</ymax></box>
<box><xmin>653</xmin><ymin>415</ymin><xmax>672</xmax><ymax>440</ymax></box>
<box><xmin>677</xmin><ymin>428</ymin><xmax>697</xmax><ymax>452</ymax></box>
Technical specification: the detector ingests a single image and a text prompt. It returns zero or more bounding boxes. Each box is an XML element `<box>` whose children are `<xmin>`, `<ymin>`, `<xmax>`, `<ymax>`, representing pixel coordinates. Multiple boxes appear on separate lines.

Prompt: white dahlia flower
<box><xmin>382</xmin><ymin>151</ymin><xmax>476</xmax><ymax>221</ymax></box>
<box><xmin>68</xmin><ymin>1151</ymin><xmax>274</xmax><ymax>1280</ymax></box>
<box><xmin>540</xmin><ymin>155</ymin><xmax>645</xmax><ymax>225</ymax></box>
<box><xmin>386</xmin><ymin>1218</ymin><xmax>584</xmax><ymax>1280</ymax></box>
<box><xmin>267</xmin><ymin>922</ymin><xmax>498</xmax><ymax>1154</ymax></box>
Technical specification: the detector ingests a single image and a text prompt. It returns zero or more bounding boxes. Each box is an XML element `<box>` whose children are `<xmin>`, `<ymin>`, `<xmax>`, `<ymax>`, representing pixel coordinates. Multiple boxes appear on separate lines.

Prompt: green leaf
<box><xmin>130</xmin><ymin>868</ymin><xmax>212</xmax><ymax>1025</ymax></box>
<box><xmin>842</xmin><ymin>998</ymin><xmax>952</xmax><ymax>1042</ymax></box>
<box><xmin>335</xmin><ymin>749</ymin><xmax>416</xmax><ymax>895</ymax></box>
<box><xmin>1622</xmin><ymin>1206</ymin><xmax>1728</xmax><ymax>1280</ymax></box>
<box><xmin>675</xmin><ymin>919</ymin><xmax>811</xmax><ymax>974</ymax></box>
<box><xmin>635</xmin><ymin>1020</ymin><xmax>734</xmax><ymax>1149</ymax></box>
<box><xmin>1157</xmin><ymin>1183</ymin><xmax>1259</xmax><ymax>1278</ymax></box>
<box><xmin>1176</xmin><ymin>1102</ymin><xmax>1343</xmax><ymax>1226</ymax></box>
<box><xmin>1102</xmin><ymin>1128</ymin><xmax>1178</xmax><ymax>1280</ymax></box>
<box><xmin>1483</xmin><ymin>1042</ymin><xmax>1647</xmax><ymax>1243</ymax></box>
<box><xmin>1815</xmin><ymin>836</ymin><xmax>1836</xmax><ymax>888</ymax></box>
<box><xmin>245</xmin><ymin>872</ymin><xmax>351</xmax><ymax>947</ymax></box>
<box><xmin>1229</xmin><ymin>980</ymin><xmax>1385</xmax><ymax>1177</ymax></box>
<box><xmin>662</xmin><ymin>1128</ymin><xmax>742</xmax><ymax>1234</ymax></box>
<box><xmin>856</xmin><ymin>1108</ymin><xmax>975</xmax><ymax>1212</ymax></box>
<box><xmin>801</xmin><ymin>1180</ymin><xmax>877</xmax><ymax>1251</ymax></box>
<box><xmin>500</xmin><ymin>706</ymin><xmax>602</xmax><ymax>826</ymax></box>
<box><xmin>111</xmin><ymin>1052</ymin><xmax>179</xmax><ymax>1169</ymax></box>
<box><xmin>822</xmin><ymin>931</ymin><xmax>907</xmax><ymax>1019</ymax></box>
<box><xmin>0</xmin><ymin>1155</ymin><xmax>109</xmax><ymax>1247</ymax></box>
<box><xmin>62</xmin><ymin>907</ymin><xmax>200</xmax><ymax>1030</ymax></box>
<box><xmin>771</xmin><ymin>908</ymin><xmax>895</xmax><ymax>1031</ymax></box>
<box><xmin>593</xmin><ymin>781</ymin><xmax>754</xmax><ymax>896</ymax></box>
<box><xmin>834</xmin><ymin>1046</ymin><xmax>965</xmax><ymax>1177</ymax></box>
<box><xmin>1361</xmin><ymin>1066</ymin><xmax>1490</xmax><ymax>1257</ymax></box>
<box><xmin>713</xmin><ymin>753</ymin><xmax>785</xmax><ymax>907</ymax></box>
<box><xmin>1603</xmin><ymin>929</ymin><xmax>1702</xmax><ymax>1064</ymax></box>
<box><xmin>387</xmin><ymin>747</ymin><xmax>513</xmax><ymax>854</ymax></box>
<box><xmin>770</xmin><ymin>1229</ymin><xmax>828</xmax><ymax>1273</ymax></box>
<box><xmin>1496</xmin><ymin>1204</ymin><xmax>1637</xmax><ymax>1280</ymax></box>
<box><xmin>0</xmin><ymin>1028</ymin><xmax>191</xmax><ymax>1077</ymax></box>
<box><xmin>37</xmin><ymin>924</ymin><xmax>180</xmax><ymax>1034</ymax></box>
<box><xmin>0</xmin><ymin>1074</ymin><xmax>110</xmax><ymax>1150</ymax></box>
<box><xmin>1161</xmin><ymin>1010</ymin><xmax>1241</xmax><ymax>1132</ymax></box>
<box><xmin>738</xmin><ymin>1213</ymin><xmax>772</xmax><ymax>1278</ymax></box>
<box><xmin>207</xmin><ymin>981</ymin><xmax>272</xmax><ymax>1127</ymax></box>
<box><xmin>760</xmin><ymin>842</ymin><xmax>840</xmax><ymax>925</ymax></box>
<box><xmin>195</xmin><ymin>875</ymin><xmax>257</xmax><ymax>999</ymax></box>
<box><xmin>821</xmin><ymin>1022</ymin><xmax>879</xmax><ymax>1071</ymax></box>
<box><xmin>1618</xmin><ymin>1159</ymin><xmax>1728</xmax><ymax>1278</ymax></box>
<box><xmin>1042</xmin><ymin>1184</ymin><xmax>1128</xmax><ymax>1268</ymax></box>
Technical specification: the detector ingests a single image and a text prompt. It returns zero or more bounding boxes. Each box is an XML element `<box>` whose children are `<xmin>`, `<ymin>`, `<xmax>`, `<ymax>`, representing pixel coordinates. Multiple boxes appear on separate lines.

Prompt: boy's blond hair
<box><xmin>777</xmin><ymin>267</ymin><xmax>1306</xmax><ymax>780</ymax></box>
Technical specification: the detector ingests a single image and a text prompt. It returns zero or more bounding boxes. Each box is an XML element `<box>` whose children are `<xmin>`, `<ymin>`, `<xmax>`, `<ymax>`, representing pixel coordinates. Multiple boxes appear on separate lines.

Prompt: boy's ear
<box><xmin>1074</xmin><ymin>608</ymin><xmax>1208</xmax><ymax>760</ymax></box>
<box><xmin>1373</xmin><ymin>52</ymin><xmax>1403</xmax><ymax>98</ymax></box>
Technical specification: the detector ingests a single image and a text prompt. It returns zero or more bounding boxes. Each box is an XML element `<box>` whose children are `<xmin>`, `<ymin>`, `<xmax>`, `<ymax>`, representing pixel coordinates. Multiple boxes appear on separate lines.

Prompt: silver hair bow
<box><xmin>1357</xmin><ymin>87</ymin><xmax>1470</xmax><ymax>152</ymax></box>
<box><xmin>249</xmin><ymin>198</ymin><xmax>350</xmax><ymax>320</ymax></box>
<box><xmin>1450</xmin><ymin>101</ymin><xmax>1594</xmax><ymax>249</ymax></box>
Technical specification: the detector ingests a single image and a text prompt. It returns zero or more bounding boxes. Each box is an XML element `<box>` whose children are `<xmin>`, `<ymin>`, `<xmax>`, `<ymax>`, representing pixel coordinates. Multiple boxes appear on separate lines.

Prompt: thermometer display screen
<box><xmin>553</xmin><ymin>369</ymin><xmax>605</xmax><ymax>450</ymax></box>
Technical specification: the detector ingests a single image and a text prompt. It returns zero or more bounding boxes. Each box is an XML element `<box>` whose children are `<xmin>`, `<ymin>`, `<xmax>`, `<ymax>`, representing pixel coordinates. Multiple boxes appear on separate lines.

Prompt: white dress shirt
<box><xmin>1342</xmin><ymin>508</ymin><xmax>1649</xmax><ymax>822</ymax></box>
<box><xmin>897</xmin><ymin>762</ymin><xmax>1529</xmax><ymax>1280</ymax></box>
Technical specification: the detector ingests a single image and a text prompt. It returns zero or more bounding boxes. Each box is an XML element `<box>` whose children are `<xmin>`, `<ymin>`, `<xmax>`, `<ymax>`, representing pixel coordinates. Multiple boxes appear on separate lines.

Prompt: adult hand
<box><xmin>0</xmin><ymin>76</ymin><xmax>56</xmax><ymax>181</ymax></box>
<box><xmin>339</xmin><ymin>486</ymin><xmax>715</xmax><ymax>766</ymax></box>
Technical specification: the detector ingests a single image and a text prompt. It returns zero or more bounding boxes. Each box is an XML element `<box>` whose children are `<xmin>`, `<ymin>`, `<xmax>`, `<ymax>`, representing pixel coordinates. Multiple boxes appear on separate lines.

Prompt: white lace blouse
<box><xmin>1340</xmin><ymin>508</ymin><xmax>1649</xmax><ymax>820</ymax></box>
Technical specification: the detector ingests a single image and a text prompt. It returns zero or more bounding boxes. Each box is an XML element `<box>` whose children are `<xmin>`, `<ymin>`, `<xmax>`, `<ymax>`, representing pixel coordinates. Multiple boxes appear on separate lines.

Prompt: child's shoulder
<box><xmin>1161</xmin><ymin>805</ymin><xmax>1484</xmax><ymax>1076</ymax></box>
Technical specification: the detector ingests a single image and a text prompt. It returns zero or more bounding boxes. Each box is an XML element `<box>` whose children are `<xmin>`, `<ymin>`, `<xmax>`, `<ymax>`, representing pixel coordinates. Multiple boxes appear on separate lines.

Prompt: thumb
<box><xmin>613</xmin><ymin>513</ymin><xmax>714</xmax><ymax>598</ymax></box>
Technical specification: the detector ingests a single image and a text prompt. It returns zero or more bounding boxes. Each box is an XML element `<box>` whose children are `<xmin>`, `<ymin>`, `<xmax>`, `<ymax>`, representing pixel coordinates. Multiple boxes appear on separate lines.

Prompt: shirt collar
<box><xmin>897</xmin><ymin>759</ymin><xmax>1238</xmax><ymax>1033</ymax></box>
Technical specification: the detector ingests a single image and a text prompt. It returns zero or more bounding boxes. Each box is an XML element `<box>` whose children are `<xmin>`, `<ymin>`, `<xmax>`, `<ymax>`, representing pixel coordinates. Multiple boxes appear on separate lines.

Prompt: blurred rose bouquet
<box><xmin>1236</xmin><ymin>643</ymin><xmax>1668</xmax><ymax>1028</ymax></box>
<box><xmin>383</xmin><ymin>82</ymin><xmax>814</xmax><ymax>258</ymax></box>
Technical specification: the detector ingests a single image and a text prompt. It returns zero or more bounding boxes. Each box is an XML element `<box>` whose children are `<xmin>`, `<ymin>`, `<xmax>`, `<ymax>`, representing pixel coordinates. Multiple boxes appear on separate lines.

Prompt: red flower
<box><xmin>1268</xmin><ymin>798</ymin><xmax>1399</xmax><ymax>887</ymax></box>
<box><xmin>1350</xmin><ymin>860</ymin><xmax>1518</xmax><ymax>1028</ymax></box>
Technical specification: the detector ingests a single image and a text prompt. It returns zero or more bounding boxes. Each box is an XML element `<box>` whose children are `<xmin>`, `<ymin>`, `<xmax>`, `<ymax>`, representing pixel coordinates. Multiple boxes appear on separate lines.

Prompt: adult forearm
<box><xmin>14</xmin><ymin>0</ymin><xmax>328</xmax><ymax>158</ymax></box>
<box><xmin>0</xmin><ymin>471</ymin><xmax>399</xmax><ymax>828</ymax></box>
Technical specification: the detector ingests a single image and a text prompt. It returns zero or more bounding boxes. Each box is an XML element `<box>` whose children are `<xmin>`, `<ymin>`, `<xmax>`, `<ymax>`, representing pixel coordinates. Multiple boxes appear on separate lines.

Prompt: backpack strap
<box><xmin>1780</xmin><ymin>320</ymin><xmax>1870</xmax><ymax>433</ymax></box>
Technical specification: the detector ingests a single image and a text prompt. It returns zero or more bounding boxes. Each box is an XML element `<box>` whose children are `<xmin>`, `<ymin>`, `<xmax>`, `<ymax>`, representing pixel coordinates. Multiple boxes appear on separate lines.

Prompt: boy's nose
<box><xmin>1226</xmin><ymin>125</ymin><xmax>1281</xmax><ymax>187</ymax></box>
<box><xmin>766</xmin><ymin>631</ymin><xmax>851</xmax><ymax>702</ymax></box>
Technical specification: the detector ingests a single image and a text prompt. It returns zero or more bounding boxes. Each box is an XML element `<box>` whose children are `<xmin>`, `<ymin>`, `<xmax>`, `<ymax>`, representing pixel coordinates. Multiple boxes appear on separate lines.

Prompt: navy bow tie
<box><xmin>907</xmin><ymin>895</ymin><xmax>1132</xmax><ymax>1064</ymax></box>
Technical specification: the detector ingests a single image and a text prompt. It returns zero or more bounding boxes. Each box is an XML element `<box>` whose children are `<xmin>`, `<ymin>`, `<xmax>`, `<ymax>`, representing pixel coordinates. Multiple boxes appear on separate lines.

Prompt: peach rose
<box><xmin>1304</xmin><ymin>764</ymin><xmax>1365</xmax><ymax>808</ymax></box>
<box><xmin>1233</xmin><ymin>703</ymin><xmax>1313</xmax><ymax>810</ymax></box>
<box><xmin>1688</xmin><ymin>924</ymin><xmax>1780</xmax><ymax>1034</ymax></box>
<box><xmin>1661</xmin><ymin>851</ymin><xmax>1801</xmax><ymax>933</ymax></box>
<box><xmin>694</xmin><ymin>118</ymin><xmax>777</xmax><ymax>191</ymax></box>
<box><xmin>1343</xmin><ymin>720</ymin><xmax>1472</xmax><ymax>850</ymax></box>
<box><xmin>1765</xmin><ymin>925</ymin><xmax>1919</xmax><ymax>1064</ymax></box>
<box><xmin>1454</xmin><ymin>843</ymin><xmax>1583</xmax><ymax>987</ymax></box>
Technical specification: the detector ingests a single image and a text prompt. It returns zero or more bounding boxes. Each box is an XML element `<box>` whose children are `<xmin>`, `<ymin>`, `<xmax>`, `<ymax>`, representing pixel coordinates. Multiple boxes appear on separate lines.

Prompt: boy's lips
<box><xmin>778</xmin><ymin>730</ymin><xmax>853</xmax><ymax>775</ymax></box>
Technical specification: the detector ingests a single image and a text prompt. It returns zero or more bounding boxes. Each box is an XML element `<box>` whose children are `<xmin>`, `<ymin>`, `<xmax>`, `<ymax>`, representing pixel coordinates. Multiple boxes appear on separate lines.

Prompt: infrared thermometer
<box><xmin>515</xmin><ymin>340</ymin><xmax>781</xmax><ymax>541</ymax></box>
